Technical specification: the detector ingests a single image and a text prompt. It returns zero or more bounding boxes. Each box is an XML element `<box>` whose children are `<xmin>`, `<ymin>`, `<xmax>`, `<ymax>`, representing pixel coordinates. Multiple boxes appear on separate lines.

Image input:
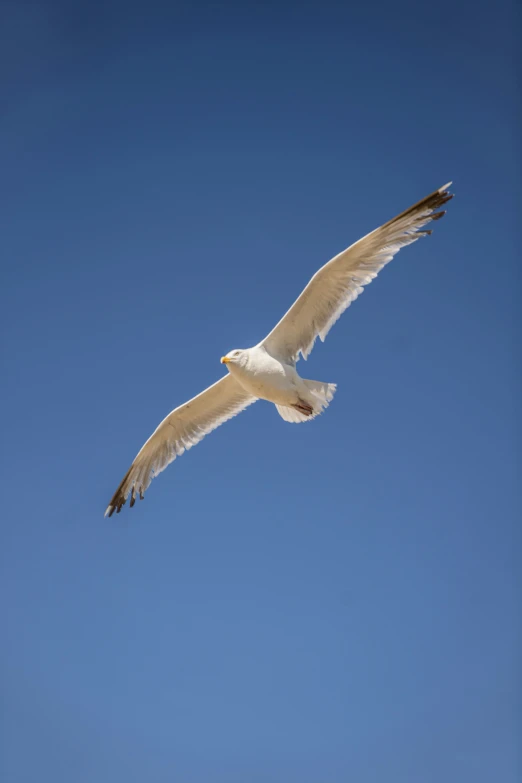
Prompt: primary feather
<box><xmin>261</xmin><ymin>183</ymin><xmax>453</xmax><ymax>363</ymax></box>
<box><xmin>105</xmin><ymin>376</ymin><xmax>256</xmax><ymax>516</ymax></box>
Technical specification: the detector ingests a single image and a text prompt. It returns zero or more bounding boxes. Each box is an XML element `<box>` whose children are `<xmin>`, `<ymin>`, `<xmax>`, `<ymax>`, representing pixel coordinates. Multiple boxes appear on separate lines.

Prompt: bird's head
<box><xmin>221</xmin><ymin>348</ymin><xmax>247</xmax><ymax>368</ymax></box>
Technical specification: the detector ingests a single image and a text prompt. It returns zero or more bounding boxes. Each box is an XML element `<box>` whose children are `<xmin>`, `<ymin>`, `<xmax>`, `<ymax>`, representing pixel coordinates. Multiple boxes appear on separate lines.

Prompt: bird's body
<box><xmin>105</xmin><ymin>182</ymin><xmax>454</xmax><ymax>516</ymax></box>
<box><xmin>222</xmin><ymin>344</ymin><xmax>330</xmax><ymax>415</ymax></box>
<box><xmin>224</xmin><ymin>345</ymin><xmax>297</xmax><ymax>405</ymax></box>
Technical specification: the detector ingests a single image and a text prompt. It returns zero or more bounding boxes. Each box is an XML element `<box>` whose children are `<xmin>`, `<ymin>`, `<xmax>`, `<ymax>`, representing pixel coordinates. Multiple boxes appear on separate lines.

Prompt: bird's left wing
<box><xmin>105</xmin><ymin>374</ymin><xmax>256</xmax><ymax>516</ymax></box>
<box><xmin>261</xmin><ymin>182</ymin><xmax>453</xmax><ymax>363</ymax></box>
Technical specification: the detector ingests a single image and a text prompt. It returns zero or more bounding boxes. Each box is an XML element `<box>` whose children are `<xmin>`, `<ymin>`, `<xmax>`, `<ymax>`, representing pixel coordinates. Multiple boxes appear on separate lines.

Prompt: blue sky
<box><xmin>1</xmin><ymin>2</ymin><xmax>519</xmax><ymax>781</ymax></box>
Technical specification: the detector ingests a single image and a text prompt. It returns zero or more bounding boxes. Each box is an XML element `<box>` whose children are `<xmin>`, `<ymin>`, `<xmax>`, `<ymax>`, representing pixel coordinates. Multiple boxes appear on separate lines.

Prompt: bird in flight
<box><xmin>105</xmin><ymin>182</ymin><xmax>453</xmax><ymax>516</ymax></box>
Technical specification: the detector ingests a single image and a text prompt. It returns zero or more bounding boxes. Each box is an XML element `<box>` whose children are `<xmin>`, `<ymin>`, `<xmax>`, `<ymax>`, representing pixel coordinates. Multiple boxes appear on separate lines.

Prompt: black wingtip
<box><xmin>105</xmin><ymin>466</ymin><xmax>133</xmax><ymax>518</ymax></box>
<box><xmin>382</xmin><ymin>182</ymin><xmax>454</xmax><ymax>230</ymax></box>
<box><xmin>105</xmin><ymin>480</ymin><xmax>147</xmax><ymax>517</ymax></box>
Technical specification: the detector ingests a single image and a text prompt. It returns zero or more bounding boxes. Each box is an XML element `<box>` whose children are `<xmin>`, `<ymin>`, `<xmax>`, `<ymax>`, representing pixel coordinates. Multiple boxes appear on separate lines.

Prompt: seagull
<box><xmin>105</xmin><ymin>182</ymin><xmax>453</xmax><ymax>516</ymax></box>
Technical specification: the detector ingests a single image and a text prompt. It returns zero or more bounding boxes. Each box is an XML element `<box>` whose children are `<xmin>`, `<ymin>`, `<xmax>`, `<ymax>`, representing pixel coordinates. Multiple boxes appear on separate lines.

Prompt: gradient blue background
<box><xmin>1</xmin><ymin>2</ymin><xmax>520</xmax><ymax>781</ymax></box>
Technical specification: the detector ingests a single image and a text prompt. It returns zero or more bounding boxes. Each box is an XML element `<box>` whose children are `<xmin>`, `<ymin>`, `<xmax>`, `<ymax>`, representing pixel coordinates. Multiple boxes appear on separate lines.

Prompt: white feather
<box><xmin>261</xmin><ymin>183</ymin><xmax>453</xmax><ymax>363</ymax></box>
<box><xmin>105</xmin><ymin>375</ymin><xmax>256</xmax><ymax>516</ymax></box>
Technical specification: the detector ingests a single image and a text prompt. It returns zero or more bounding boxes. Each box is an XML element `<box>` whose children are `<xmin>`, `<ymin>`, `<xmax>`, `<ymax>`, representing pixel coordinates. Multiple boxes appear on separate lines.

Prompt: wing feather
<box><xmin>105</xmin><ymin>375</ymin><xmax>256</xmax><ymax>516</ymax></box>
<box><xmin>261</xmin><ymin>183</ymin><xmax>453</xmax><ymax>363</ymax></box>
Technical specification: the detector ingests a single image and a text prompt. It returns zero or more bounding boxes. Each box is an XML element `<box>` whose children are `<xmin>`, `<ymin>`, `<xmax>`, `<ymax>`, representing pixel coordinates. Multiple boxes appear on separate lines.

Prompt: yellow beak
<box><xmin>221</xmin><ymin>356</ymin><xmax>230</xmax><ymax>364</ymax></box>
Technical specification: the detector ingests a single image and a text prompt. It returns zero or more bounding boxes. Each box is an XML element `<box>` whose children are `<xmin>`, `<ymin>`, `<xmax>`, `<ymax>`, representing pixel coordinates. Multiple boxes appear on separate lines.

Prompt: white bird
<box><xmin>105</xmin><ymin>182</ymin><xmax>453</xmax><ymax>516</ymax></box>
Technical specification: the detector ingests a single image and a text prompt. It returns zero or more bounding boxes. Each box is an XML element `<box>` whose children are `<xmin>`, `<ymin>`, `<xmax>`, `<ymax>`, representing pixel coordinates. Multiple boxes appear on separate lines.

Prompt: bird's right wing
<box><xmin>261</xmin><ymin>183</ymin><xmax>453</xmax><ymax>364</ymax></box>
<box><xmin>105</xmin><ymin>374</ymin><xmax>257</xmax><ymax>516</ymax></box>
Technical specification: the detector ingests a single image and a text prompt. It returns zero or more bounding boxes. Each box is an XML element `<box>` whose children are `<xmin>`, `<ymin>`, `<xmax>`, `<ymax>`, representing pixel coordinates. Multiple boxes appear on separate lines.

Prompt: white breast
<box><xmin>227</xmin><ymin>347</ymin><xmax>299</xmax><ymax>405</ymax></box>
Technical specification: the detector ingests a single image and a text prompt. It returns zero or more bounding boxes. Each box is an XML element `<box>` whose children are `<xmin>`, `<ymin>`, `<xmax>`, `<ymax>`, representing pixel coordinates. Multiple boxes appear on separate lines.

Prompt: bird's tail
<box><xmin>276</xmin><ymin>380</ymin><xmax>337</xmax><ymax>423</ymax></box>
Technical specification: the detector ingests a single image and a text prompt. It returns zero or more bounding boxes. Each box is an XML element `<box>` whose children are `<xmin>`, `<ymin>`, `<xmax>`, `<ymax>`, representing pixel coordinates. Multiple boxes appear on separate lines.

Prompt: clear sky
<box><xmin>1</xmin><ymin>1</ymin><xmax>519</xmax><ymax>781</ymax></box>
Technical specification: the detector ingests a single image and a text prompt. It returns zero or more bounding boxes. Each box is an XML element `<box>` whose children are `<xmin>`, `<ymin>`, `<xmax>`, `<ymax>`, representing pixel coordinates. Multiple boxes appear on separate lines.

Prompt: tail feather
<box><xmin>304</xmin><ymin>380</ymin><xmax>337</xmax><ymax>405</ymax></box>
<box><xmin>276</xmin><ymin>404</ymin><xmax>311</xmax><ymax>423</ymax></box>
<box><xmin>276</xmin><ymin>380</ymin><xmax>337</xmax><ymax>424</ymax></box>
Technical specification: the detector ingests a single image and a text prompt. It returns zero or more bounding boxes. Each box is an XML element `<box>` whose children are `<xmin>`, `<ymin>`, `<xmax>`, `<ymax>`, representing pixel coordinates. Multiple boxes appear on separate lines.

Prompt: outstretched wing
<box><xmin>262</xmin><ymin>182</ymin><xmax>453</xmax><ymax>363</ymax></box>
<box><xmin>105</xmin><ymin>375</ymin><xmax>256</xmax><ymax>516</ymax></box>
